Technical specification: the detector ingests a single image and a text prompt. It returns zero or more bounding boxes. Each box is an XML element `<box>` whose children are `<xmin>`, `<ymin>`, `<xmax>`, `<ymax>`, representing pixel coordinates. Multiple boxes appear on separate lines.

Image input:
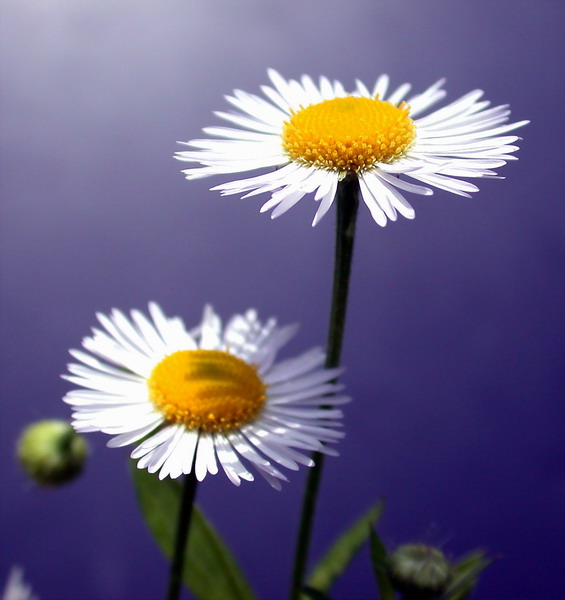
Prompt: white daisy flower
<box><xmin>2</xmin><ymin>567</ymin><xmax>37</xmax><ymax>600</ymax></box>
<box><xmin>63</xmin><ymin>303</ymin><xmax>347</xmax><ymax>489</ymax></box>
<box><xmin>175</xmin><ymin>69</ymin><xmax>528</xmax><ymax>226</ymax></box>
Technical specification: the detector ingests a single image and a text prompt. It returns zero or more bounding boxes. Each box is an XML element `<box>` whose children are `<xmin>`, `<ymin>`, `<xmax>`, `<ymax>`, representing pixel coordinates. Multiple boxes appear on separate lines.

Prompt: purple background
<box><xmin>1</xmin><ymin>1</ymin><xmax>564</xmax><ymax>599</ymax></box>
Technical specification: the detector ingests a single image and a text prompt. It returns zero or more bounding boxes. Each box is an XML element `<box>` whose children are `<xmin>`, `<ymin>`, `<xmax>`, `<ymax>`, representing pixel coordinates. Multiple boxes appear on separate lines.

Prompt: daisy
<box><xmin>63</xmin><ymin>303</ymin><xmax>347</xmax><ymax>489</ymax></box>
<box><xmin>175</xmin><ymin>69</ymin><xmax>528</xmax><ymax>226</ymax></box>
<box><xmin>2</xmin><ymin>568</ymin><xmax>37</xmax><ymax>600</ymax></box>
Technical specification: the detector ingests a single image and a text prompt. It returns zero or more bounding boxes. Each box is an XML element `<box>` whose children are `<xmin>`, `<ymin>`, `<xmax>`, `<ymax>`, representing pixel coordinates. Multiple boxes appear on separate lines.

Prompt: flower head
<box><xmin>2</xmin><ymin>567</ymin><xmax>37</xmax><ymax>600</ymax></box>
<box><xmin>176</xmin><ymin>69</ymin><xmax>528</xmax><ymax>226</ymax></box>
<box><xmin>63</xmin><ymin>303</ymin><xmax>347</xmax><ymax>489</ymax></box>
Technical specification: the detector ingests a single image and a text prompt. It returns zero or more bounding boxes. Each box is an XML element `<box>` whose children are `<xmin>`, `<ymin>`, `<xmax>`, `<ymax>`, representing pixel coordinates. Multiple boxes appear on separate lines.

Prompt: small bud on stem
<box><xmin>17</xmin><ymin>420</ymin><xmax>87</xmax><ymax>486</ymax></box>
<box><xmin>387</xmin><ymin>543</ymin><xmax>452</xmax><ymax>600</ymax></box>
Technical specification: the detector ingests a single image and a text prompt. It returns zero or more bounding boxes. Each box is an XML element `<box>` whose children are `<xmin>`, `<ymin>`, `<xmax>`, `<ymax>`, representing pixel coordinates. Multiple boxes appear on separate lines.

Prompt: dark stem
<box><xmin>289</xmin><ymin>176</ymin><xmax>360</xmax><ymax>600</ymax></box>
<box><xmin>165</xmin><ymin>448</ymin><xmax>200</xmax><ymax>600</ymax></box>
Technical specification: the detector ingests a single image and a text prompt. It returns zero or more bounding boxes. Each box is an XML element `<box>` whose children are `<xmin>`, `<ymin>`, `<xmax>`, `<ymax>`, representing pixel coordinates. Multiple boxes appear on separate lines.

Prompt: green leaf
<box><xmin>307</xmin><ymin>501</ymin><xmax>384</xmax><ymax>593</ymax></box>
<box><xmin>302</xmin><ymin>586</ymin><xmax>334</xmax><ymax>600</ymax></box>
<box><xmin>130</xmin><ymin>462</ymin><xmax>255</xmax><ymax>600</ymax></box>
<box><xmin>442</xmin><ymin>551</ymin><xmax>495</xmax><ymax>600</ymax></box>
<box><xmin>369</xmin><ymin>528</ymin><xmax>396</xmax><ymax>600</ymax></box>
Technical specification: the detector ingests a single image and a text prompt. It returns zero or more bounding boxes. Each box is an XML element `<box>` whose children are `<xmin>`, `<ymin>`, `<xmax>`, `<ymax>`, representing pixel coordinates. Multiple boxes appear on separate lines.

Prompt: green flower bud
<box><xmin>387</xmin><ymin>544</ymin><xmax>452</xmax><ymax>600</ymax></box>
<box><xmin>17</xmin><ymin>420</ymin><xmax>87</xmax><ymax>486</ymax></box>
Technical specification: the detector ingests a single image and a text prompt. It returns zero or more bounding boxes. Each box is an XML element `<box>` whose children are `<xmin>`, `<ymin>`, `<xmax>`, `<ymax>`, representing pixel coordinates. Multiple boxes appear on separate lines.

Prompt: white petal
<box><xmin>131</xmin><ymin>425</ymin><xmax>178</xmax><ymax>459</ymax></box>
<box><xmin>312</xmin><ymin>175</ymin><xmax>339</xmax><ymax>227</ymax></box>
<box><xmin>241</xmin><ymin>429</ymin><xmax>300</xmax><ymax>470</ymax></box>
<box><xmin>199</xmin><ymin>305</ymin><xmax>222</xmax><ymax>349</ymax></box>
<box><xmin>358</xmin><ymin>175</ymin><xmax>388</xmax><ymax>227</ymax></box>
<box><xmin>387</xmin><ymin>82</ymin><xmax>411</xmax><ymax>105</ymax></box>
<box><xmin>68</xmin><ymin>349</ymin><xmax>143</xmax><ymax>381</ymax></box>
<box><xmin>372</xmin><ymin>74</ymin><xmax>389</xmax><ymax>98</ymax></box>
<box><xmin>264</xmin><ymin>347</ymin><xmax>325</xmax><ymax>385</ymax></box>
<box><xmin>157</xmin><ymin>428</ymin><xmax>191</xmax><ymax>480</ymax></box>
<box><xmin>270</xmin><ymin>190</ymin><xmax>307</xmax><ymax>219</ymax></box>
<box><xmin>362</xmin><ymin>173</ymin><xmax>398</xmax><ymax>221</ymax></box>
<box><xmin>300</xmin><ymin>74</ymin><xmax>324</xmax><ymax>103</ymax></box>
<box><xmin>195</xmin><ymin>435</ymin><xmax>218</xmax><ymax>481</ymax></box>
<box><xmin>377</xmin><ymin>171</ymin><xmax>433</xmax><ymax>196</ymax></box>
<box><xmin>106</xmin><ymin>418</ymin><xmax>162</xmax><ymax>448</ymax></box>
<box><xmin>214</xmin><ymin>110</ymin><xmax>281</xmax><ymax>134</ymax></box>
<box><xmin>179</xmin><ymin>432</ymin><xmax>199</xmax><ymax>475</ymax></box>
<box><xmin>215</xmin><ymin>436</ymin><xmax>254</xmax><ymax>485</ymax></box>
<box><xmin>268</xmin><ymin>382</ymin><xmax>345</xmax><ymax>405</ymax></box>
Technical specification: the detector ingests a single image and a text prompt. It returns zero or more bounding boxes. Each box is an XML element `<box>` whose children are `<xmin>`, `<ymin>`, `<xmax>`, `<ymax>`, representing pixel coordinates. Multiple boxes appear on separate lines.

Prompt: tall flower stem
<box><xmin>290</xmin><ymin>176</ymin><xmax>360</xmax><ymax>600</ymax></box>
<box><xmin>165</xmin><ymin>451</ymin><xmax>200</xmax><ymax>600</ymax></box>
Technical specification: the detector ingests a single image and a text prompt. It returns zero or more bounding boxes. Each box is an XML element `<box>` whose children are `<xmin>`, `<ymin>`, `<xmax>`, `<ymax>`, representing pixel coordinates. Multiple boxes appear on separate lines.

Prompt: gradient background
<box><xmin>1</xmin><ymin>1</ymin><xmax>564</xmax><ymax>599</ymax></box>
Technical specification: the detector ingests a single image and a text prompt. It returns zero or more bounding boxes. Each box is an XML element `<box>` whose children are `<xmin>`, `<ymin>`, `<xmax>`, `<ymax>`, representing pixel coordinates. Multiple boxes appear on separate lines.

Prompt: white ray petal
<box><xmin>131</xmin><ymin>425</ymin><xmax>178</xmax><ymax>459</ymax></box>
<box><xmin>198</xmin><ymin>126</ymin><xmax>275</xmax><ymax>142</ymax></box>
<box><xmin>241</xmin><ymin>429</ymin><xmax>299</xmax><ymax>470</ymax></box>
<box><xmin>387</xmin><ymin>82</ymin><xmax>411</xmax><ymax>105</ymax></box>
<box><xmin>67</xmin><ymin>349</ymin><xmax>141</xmax><ymax>380</ymax></box>
<box><xmin>268</xmin><ymin>69</ymin><xmax>304</xmax><ymax>109</ymax></box>
<box><xmin>300</xmin><ymin>74</ymin><xmax>324</xmax><ymax>104</ymax></box>
<box><xmin>157</xmin><ymin>427</ymin><xmax>189</xmax><ymax>480</ymax></box>
<box><xmin>177</xmin><ymin>432</ymin><xmax>199</xmax><ymax>476</ymax></box>
<box><xmin>312</xmin><ymin>175</ymin><xmax>339</xmax><ymax>227</ymax></box>
<box><xmin>377</xmin><ymin>171</ymin><xmax>433</xmax><ymax>196</ymax></box>
<box><xmin>199</xmin><ymin>305</ymin><xmax>222</xmax><ymax>350</ymax></box>
<box><xmin>195</xmin><ymin>435</ymin><xmax>218</xmax><ymax>481</ymax></box>
<box><xmin>355</xmin><ymin>78</ymin><xmax>371</xmax><ymax>97</ymax></box>
<box><xmin>319</xmin><ymin>76</ymin><xmax>335</xmax><ymax>100</ymax></box>
<box><xmin>214</xmin><ymin>110</ymin><xmax>281</xmax><ymax>134</ymax></box>
<box><xmin>358</xmin><ymin>174</ymin><xmax>388</xmax><ymax>227</ymax></box>
<box><xmin>106</xmin><ymin>418</ymin><xmax>162</xmax><ymax>448</ymax></box>
<box><xmin>216</xmin><ymin>436</ymin><xmax>254</xmax><ymax>485</ymax></box>
<box><xmin>267</xmin><ymin>382</ymin><xmax>345</xmax><ymax>405</ymax></box>
<box><xmin>373</xmin><ymin>74</ymin><xmax>389</xmax><ymax>98</ymax></box>
<box><xmin>264</xmin><ymin>347</ymin><xmax>325</xmax><ymax>385</ymax></box>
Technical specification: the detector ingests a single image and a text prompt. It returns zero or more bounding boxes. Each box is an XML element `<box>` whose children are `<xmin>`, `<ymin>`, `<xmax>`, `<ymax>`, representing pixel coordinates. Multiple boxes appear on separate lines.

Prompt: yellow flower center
<box><xmin>281</xmin><ymin>96</ymin><xmax>416</xmax><ymax>173</ymax></box>
<box><xmin>147</xmin><ymin>350</ymin><xmax>267</xmax><ymax>434</ymax></box>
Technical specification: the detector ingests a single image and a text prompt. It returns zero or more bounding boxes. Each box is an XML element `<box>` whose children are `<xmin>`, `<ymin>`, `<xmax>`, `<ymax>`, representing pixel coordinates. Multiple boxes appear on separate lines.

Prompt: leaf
<box><xmin>130</xmin><ymin>462</ymin><xmax>255</xmax><ymax>600</ymax></box>
<box><xmin>302</xmin><ymin>586</ymin><xmax>334</xmax><ymax>600</ymax></box>
<box><xmin>369</xmin><ymin>528</ymin><xmax>396</xmax><ymax>600</ymax></box>
<box><xmin>442</xmin><ymin>551</ymin><xmax>495</xmax><ymax>600</ymax></box>
<box><xmin>307</xmin><ymin>501</ymin><xmax>384</xmax><ymax>593</ymax></box>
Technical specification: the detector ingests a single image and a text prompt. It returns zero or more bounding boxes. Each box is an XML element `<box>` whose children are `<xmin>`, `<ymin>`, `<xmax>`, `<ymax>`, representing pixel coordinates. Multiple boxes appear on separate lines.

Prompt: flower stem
<box><xmin>165</xmin><ymin>453</ymin><xmax>200</xmax><ymax>600</ymax></box>
<box><xmin>290</xmin><ymin>176</ymin><xmax>360</xmax><ymax>600</ymax></box>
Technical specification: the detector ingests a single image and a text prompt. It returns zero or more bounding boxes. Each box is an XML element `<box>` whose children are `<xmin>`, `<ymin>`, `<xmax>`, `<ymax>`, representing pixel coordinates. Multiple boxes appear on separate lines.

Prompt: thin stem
<box><xmin>290</xmin><ymin>176</ymin><xmax>360</xmax><ymax>600</ymax></box>
<box><xmin>165</xmin><ymin>449</ymin><xmax>200</xmax><ymax>600</ymax></box>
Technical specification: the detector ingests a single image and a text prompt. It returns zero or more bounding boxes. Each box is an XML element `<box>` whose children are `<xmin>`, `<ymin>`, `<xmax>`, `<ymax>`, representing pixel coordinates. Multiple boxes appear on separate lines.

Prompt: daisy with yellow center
<box><xmin>175</xmin><ymin>69</ymin><xmax>528</xmax><ymax>226</ymax></box>
<box><xmin>63</xmin><ymin>303</ymin><xmax>347</xmax><ymax>488</ymax></box>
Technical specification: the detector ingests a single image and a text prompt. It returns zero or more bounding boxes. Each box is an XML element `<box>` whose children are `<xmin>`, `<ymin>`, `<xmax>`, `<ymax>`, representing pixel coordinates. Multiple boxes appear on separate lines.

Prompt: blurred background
<box><xmin>1</xmin><ymin>1</ymin><xmax>563</xmax><ymax>598</ymax></box>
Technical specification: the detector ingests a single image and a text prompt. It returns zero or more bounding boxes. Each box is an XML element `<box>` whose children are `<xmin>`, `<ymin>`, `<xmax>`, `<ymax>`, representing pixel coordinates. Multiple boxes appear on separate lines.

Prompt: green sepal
<box><xmin>369</xmin><ymin>528</ymin><xmax>396</xmax><ymax>600</ymax></box>
<box><xmin>307</xmin><ymin>501</ymin><xmax>384</xmax><ymax>593</ymax></box>
<box><xmin>441</xmin><ymin>551</ymin><xmax>495</xmax><ymax>600</ymax></box>
<box><xmin>130</xmin><ymin>461</ymin><xmax>255</xmax><ymax>600</ymax></box>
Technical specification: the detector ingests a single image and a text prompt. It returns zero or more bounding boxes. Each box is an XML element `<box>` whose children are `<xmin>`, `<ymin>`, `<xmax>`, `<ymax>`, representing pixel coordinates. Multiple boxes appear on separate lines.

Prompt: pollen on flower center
<box><xmin>281</xmin><ymin>96</ymin><xmax>416</xmax><ymax>173</ymax></box>
<box><xmin>147</xmin><ymin>350</ymin><xmax>267</xmax><ymax>433</ymax></box>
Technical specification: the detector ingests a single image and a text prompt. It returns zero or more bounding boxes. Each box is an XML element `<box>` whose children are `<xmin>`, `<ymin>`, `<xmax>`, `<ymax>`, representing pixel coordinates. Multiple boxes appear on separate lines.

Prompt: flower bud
<box><xmin>17</xmin><ymin>420</ymin><xmax>87</xmax><ymax>486</ymax></box>
<box><xmin>387</xmin><ymin>544</ymin><xmax>451</xmax><ymax>599</ymax></box>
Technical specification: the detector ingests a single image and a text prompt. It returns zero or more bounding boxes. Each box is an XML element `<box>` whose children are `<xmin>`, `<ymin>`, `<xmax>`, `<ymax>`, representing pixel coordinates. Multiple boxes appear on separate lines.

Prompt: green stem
<box><xmin>290</xmin><ymin>176</ymin><xmax>360</xmax><ymax>600</ymax></box>
<box><xmin>165</xmin><ymin>450</ymin><xmax>200</xmax><ymax>600</ymax></box>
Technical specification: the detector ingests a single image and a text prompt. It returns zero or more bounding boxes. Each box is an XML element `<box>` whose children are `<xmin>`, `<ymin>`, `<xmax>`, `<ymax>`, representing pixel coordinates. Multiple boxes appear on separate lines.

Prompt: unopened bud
<box><xmin>387</xmin><ymin>544</ymin><xmax>451</xmax><ymax>599</ymax></box>
<box><xmin>17</xmin><ymin>420</ymin><xmax>87</xmax><ymax>486</ymax></box>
